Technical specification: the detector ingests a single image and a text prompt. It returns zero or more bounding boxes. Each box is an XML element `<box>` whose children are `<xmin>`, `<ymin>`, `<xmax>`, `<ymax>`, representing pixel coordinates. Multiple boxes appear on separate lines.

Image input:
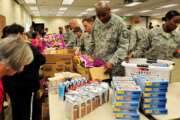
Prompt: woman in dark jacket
<box><xmin>2</xmin><ymin>24</ymin><xmax>46</xmax><ymax>120</ymax></box>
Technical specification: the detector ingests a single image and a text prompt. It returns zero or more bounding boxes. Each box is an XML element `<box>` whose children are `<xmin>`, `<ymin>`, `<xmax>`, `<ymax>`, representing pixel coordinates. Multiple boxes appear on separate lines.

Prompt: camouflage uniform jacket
<box><xmin>91</xmin><ymin>14</ymin><xmax>129</xmax><ymax>66</ymax></box>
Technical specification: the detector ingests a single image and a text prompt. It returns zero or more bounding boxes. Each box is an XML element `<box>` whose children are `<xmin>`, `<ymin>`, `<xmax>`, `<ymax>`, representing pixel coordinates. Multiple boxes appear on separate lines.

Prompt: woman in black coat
<box><xmin>2</xmin><ymin>24</ymin><xmax>46</xmax><ymax>120</ymax></box>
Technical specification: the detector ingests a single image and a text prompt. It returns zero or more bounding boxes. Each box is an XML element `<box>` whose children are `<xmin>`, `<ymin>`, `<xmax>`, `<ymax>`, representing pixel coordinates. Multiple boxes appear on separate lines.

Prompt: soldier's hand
<box><xmin>104</xmin><ymin>62</ymin><xmax>113</xmax><ymax>74</ymax></box>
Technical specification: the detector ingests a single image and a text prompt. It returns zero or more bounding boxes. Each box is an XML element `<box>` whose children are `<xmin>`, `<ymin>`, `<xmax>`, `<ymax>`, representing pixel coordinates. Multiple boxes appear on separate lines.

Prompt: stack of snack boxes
<box><xmin>134</xmin><ymin>75</ymin><xmax>168</xmax><ymax>115</ymax></box>
<box><xmin>112</xmin><ymin>77</ymin><xmax>142</xmax><ymax>120</ymax></box>
<box><xmin>65</xmin><ymin>82</ymin><xmax>109</xmax><ymax>120</ymax></box>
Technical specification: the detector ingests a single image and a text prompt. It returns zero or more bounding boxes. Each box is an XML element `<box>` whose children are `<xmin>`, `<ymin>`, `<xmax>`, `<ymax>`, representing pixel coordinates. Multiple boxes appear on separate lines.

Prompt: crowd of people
<box><xmin>0</xmin><ymin>1</ymin><xmax>180</xmax><ymax>120</ymax></box>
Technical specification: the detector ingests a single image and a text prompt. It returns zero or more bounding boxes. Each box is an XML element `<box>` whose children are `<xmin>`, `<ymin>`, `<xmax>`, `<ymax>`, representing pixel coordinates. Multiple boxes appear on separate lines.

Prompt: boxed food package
<box><xmin>114</xmin><ymin>111</ymin><xmax>140</xmax><ymax>120</ymax></box>
<box><xmin>115</xmin><ymin>86</ymin><xmax>141</xmax><ymax>96</ymax></box>
<box><xmin>142</xmin><ymin>102</ymin><xmax>166</xmax><ymax>109</ymax></box>
<box><xmin>113</xmin><ymin>101</ymin><xmax>139</xmax><ymax>109</ymax></box>
<box><xmin>143</xmin><ymin>98</ymin><xmax>167</xmax><ymax>103</ymax></box>
<box><xmin>143</xmin><ymin>91</ymin><xmax>166</xmax><ymax>98</ymax></box>
<box><xmin>143</xmin><ymin>108</ymin><xmax>168</xmax><ymax>114</ymax></box>
<box><xmin>113</xmin><ymin>107</ymin><xmax>137</xmax><ymax>113</ymax></box>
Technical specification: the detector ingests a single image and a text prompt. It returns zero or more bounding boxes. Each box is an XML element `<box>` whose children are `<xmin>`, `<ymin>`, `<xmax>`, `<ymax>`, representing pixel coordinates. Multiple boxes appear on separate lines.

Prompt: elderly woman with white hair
<box><xmin>0</xmin><ymin>35</ymin><xmax>33</xmax><ymax>118</ymax></box>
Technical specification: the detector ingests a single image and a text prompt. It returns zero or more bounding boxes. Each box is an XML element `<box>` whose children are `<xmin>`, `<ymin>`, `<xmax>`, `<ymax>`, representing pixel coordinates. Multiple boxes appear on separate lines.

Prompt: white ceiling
<box><xmin>20</xmin><ymin>0</ymin><xmax>180</xmax><ymax>18</ymax></box>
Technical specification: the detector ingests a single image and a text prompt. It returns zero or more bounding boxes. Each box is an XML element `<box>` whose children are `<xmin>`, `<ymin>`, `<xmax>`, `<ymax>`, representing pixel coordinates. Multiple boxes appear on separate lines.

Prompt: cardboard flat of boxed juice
<box><xmin>114</xmin><ymin>111</ymin><xmax>140</xmax><ymax>120</ymax></box>
<box><xmin>143</xmin><ymin>108</ymin><xmax>168</xmax><ymax>114</ymax></box>
<box><xmin>64</xmin><ymin>82</ymin><xmax>109</xmax><ymax>120</ymax></box>
<box><xmin>48</xmin><ymin>72</ymin><xmax>82</xmax><ymax>94</ymax></box>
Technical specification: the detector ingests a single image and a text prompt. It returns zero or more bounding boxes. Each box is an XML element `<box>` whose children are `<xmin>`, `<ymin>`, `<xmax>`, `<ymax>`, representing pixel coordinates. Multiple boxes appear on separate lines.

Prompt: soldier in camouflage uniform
<box><xmin>73</xmin><ymin>26</ymin><xmax>83</xmax><ymax>48</ymax></box>
<box><xmin>129</xmin><ymin>27</ymin><xmax>150</xmax><ymax>58</ymax></box>
<box><xmin>66</xmin><ymin>19</ymin><xmax>78</xmax><ymax>48</ymax></box>
<box><xmin>82</xmin><ymin>16</ymin><xmax>95</xmax><ymax>54</ymax></box>
<box><xmin>90</xmin><ymin>1</ymin><xmax>130</xmax><ymax>76</ymax></box>
<box><xmin>132</xmin><ymin>10</ymin><xmax>180</xmax><ymax>60</ymax></box>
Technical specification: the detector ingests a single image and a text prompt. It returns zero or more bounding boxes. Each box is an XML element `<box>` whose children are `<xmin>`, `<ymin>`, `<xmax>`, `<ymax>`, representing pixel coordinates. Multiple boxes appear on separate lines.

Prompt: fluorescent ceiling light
<box><xmin>111</xmin><ymin>9</ymin><xmax>120</xmax><ymax>13</ymax></box>
<box><xmin>24</xmin><ymin>0</ymin><xmax>36</xmax><ymax>4</ymax></box>
<box><xmin>77</xmin><ymin>14</ymin><xmax>83</xmax><ymax>17</ymax></box>
<box><xmin>32</xmin><ymin>10</ymin><xmax>39</xmax><ymax>13</ymax></box>
<box><xmin>156</xmin><ymin>4</ymin><xmax>178</xmax><ymax>9</ymax></box>
<box><xmin>139</xmin><ymin>9</ymin><xmax>152</xmax><ymax>13</ymax></box>
<box><xmin>56</xmin><ymin>14</ymin><xmax>64</xmax><ymax>16</ymax></box>
<box><xmin>124</xmin><ymin>13</ymin><xmax>133</xmax><ymax>16</ymax></box>
<box><xmin>151</xmin><ymin>13</ymin><xmax>161</xmax><ymax>16</ymax></box>
<box><xmin>86</xmin><ymin>8</ymin><xmax>95</xmax><ymax>12</ymax></box>
<box><xmin>80</xmin><ymin>12</ymin><xmax>88</xmax><ymax>15</ymax></box>
<box><xmin>57</xmin><ymin>11</ymin><xmax>64</xmax><ymax>14</ymax></box>
<box><xmin>62</xmin><ymin>0</ymin><xmax>74</xmax><ymax>5</ymax></box>
<box><xmin>104</xmin><ymin>0</ymin><xmax>110</xmax><ymax>3</ymax></box>
<box><xmin>125</xmin><ymin>2</ymin><xmax>142</xmax><ymax>7</ymax></box>
<box><xmin>29</xmin><ymin>6</ymin><xmax>38</xmax><ymax>11</ymax></box>
<box><xmin>59</xmin><ymin>7</ymin><xmax>68</xmax><ymax>11</ymax></box>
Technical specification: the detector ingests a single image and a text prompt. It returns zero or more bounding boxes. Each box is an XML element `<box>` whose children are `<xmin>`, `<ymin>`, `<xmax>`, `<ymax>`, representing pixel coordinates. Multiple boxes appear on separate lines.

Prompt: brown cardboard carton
<box><xmin>76</xmin><ymin>64</ymin><xmax>90</xmax><ymax>80</ymax></box>
<box><xmin>89</xmin><ymin>67</ymin><xmax>110</xmax><ymax>81</ymax></box>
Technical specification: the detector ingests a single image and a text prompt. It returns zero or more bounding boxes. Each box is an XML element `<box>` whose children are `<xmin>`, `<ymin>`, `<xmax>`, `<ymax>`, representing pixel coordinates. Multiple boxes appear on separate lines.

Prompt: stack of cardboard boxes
<box><xmin>43</xmin><ymin>49</ymin><xmax>75</xmax><ymax>77</ymax></box>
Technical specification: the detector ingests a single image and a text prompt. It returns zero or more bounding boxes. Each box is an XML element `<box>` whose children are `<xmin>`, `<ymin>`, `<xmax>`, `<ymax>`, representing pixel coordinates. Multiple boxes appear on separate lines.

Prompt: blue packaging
<box><xmin>113</xmin><ymin>101</ymin><xmax>139</xmax><ymax>109</ymax></box>
<box><xmin>143</xmin><ymin>108</ymin><xmax>168</xmax><ymax>115</ymax></box>
<box><xmin>113</xmin><ymin>107</ymin><xmax>137</xmax><ymax>113</ymax></box>
<box><xmin>115</xmin><ymin>85</ymin><xmax>141</xmax><ymax>96</ymax></box>
<box><xmin>143</xmin><ymin>98</ymin><xmax>167</xmax><ymax>103</ymax></box>
<box><xmin>142</xmin><ymin>102</ymin><xmax>166</xmax><ymax>109</ymax></box>
<box><xmin>114</xmin><ymin>111</ymin><xmax>140</xmax><ymax>120</ymax></box>
<box><xmin>115</xmin><ymin>95</ymin><xmax>141</xmax><ymax>102</ymax></box>
<box><xmin>143</xmin><ymin>92</ymin><xmax>166</xmax><ymax>98</ymax></box>
<box><xmin>58</xmin><ymin>83</ymin><xmax>65</xmax><ymax>100</ymax></box>
<box><xmin>144</xmin><ymin>87</ymin><xmax>168</xmax><ymax>92</ymax></box>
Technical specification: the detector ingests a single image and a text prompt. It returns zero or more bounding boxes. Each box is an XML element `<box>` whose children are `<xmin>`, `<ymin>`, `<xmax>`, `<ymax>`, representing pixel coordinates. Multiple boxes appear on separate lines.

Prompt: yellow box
<box><xmin>89</xmin><ymin>67</ymin><xmax>110</xmax><ymax>81</ymax></box>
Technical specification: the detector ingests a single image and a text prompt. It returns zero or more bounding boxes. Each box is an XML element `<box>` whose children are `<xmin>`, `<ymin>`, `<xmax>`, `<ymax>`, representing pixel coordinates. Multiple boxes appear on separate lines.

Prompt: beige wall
<box><xmin>0</xmin><ymin>0</ymin><xmax>32</xmax><ymax>31</ymax></box>
<box><xmin>150</xmin><ymin>18</ymin><xmax>162</xmax><ymax>27</ymax></box>
<box><xmin>33</xmin><ymin>17</ymin><xmax>82</xmax><ymax>33</ymax></box>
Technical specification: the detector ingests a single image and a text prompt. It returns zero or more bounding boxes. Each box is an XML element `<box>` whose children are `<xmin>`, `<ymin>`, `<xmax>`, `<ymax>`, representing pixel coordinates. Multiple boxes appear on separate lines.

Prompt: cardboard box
<box><xmin>75</xmin><ymin>64</ymin><xmax>90</xmax><ymax>80</ymax></box>
<box><xmin>43</xmin><ymin>53</ymin><xmax>74</xmax><ymax>77</ymax></box>
<box><xmin>43</xmin><ymin>63</ymin><xmax>57</xmax><ymax>77</ymax></box>
<box><xmin>89</xmin><ymin>67</ymin><xmax>110</xmax><ymax>81</ymax></box>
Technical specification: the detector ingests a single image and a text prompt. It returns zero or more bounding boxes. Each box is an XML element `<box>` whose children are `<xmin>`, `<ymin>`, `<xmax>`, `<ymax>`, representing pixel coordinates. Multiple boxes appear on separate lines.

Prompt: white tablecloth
<box><xmin>152</xmin><ymin>82</ymin><xmax>180</xmax><ymax>120</ymax></box>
